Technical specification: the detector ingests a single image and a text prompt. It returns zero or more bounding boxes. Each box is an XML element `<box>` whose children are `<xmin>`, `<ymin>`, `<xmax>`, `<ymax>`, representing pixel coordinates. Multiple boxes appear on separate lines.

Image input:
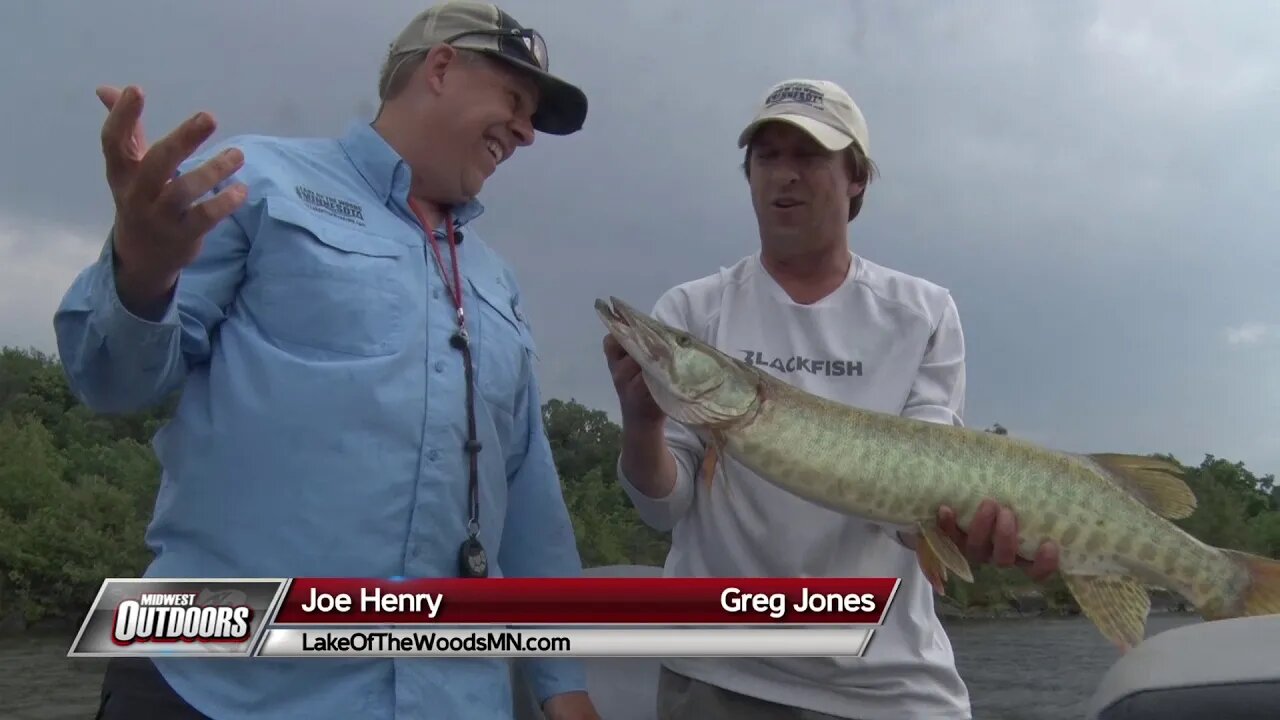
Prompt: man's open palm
<box><xmin>97</xmin><ymin>85</ymin><xmax>247</xmax><ymax>310</ymax></box>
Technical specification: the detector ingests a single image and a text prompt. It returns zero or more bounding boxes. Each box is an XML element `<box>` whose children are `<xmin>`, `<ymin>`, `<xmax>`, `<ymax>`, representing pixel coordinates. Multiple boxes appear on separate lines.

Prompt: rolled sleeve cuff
<box><xmin>616</xmin><ymin>453</ymin><xmax>694</xmax><ymax>530</ymax></box>
<box><xmin>902</xmin><ymin>405</ymin><xmax>962</xmax><ymax>427</ymax></box>
<box><xmin>93</xmin><ymin>232</ymin><xmax>182</xmax><ymax>348</ymax></box>
<box><xmin>521</xmin><ymin>657</ymin><xmax>588</xmax><ymax>706</ymax></box>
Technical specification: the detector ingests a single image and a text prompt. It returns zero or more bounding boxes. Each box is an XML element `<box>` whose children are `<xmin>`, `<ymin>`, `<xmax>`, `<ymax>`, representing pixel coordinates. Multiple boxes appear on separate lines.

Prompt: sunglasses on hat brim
<box><xmin>443</xmin><ymin>27</ymin><xmax>549</xmax><ymax>73</ymax></box>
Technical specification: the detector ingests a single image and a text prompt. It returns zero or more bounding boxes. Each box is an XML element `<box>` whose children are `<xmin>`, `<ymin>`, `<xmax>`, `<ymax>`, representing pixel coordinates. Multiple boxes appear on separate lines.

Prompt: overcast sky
<box><xmin>2</xmin><ymin>0</ymin><xmax>1277</xmax><ymax>480</ymax></box>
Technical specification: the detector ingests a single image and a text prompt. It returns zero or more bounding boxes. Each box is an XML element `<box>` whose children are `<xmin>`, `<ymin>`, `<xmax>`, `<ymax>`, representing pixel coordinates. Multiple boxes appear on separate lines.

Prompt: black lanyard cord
<box><xmin>453</xmin><ymin>328</ymin><xmax>487</xmax><ymax>577</ymax></box>
<box><xmin>410</xmin><ymin>197</ymin><xmax>489</xmax><ymax>579</ymax></box>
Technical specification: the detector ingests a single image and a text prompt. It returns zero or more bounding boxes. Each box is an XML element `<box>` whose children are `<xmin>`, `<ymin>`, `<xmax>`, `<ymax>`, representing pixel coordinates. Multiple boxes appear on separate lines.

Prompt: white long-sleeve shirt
<box><xmin>617</xmin><ymin>251</ymin><xmax>973</xmax><ymax>719</ymax></box>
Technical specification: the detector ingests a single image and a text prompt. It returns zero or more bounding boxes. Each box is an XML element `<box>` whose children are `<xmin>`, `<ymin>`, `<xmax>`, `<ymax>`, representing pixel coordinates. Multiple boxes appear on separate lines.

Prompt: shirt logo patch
<box><xmin>295</xmin><ymin>185</ymin><xmax>366</xmax><ymax>226</ymax></box>
<box><xmin>739</xmin><ymin>349</ymin><xmax>862</xmax><ymax>378</ymax></box>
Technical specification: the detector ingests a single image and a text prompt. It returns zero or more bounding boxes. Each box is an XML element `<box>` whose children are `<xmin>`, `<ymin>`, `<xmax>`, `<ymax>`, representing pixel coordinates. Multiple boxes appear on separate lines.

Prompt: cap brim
<box><xmin>480</xmin><ymin>51</ymin><xmax>588</xmax><ymax>135</ymax></box>
<box><xmin>737</xmin><ymin>114</ymin><xmax>853</xmax><ymax>152</ymax></box>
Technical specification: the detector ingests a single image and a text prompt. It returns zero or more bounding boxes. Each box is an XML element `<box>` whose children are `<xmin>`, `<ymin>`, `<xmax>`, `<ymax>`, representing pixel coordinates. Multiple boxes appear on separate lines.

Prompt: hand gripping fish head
<box><xmin>595</xmin><ymin>296</ymin><xmax>762</xmax><ymax>430</ymax></box>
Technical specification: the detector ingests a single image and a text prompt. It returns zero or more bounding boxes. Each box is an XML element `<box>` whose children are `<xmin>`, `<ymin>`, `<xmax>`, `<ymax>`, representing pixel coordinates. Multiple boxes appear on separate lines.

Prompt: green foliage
<box><xmin>0</xmin><ymin>346</ymin><xmax>1277</xmax><ymax>628</ymax></box>
<box><xmin>0</xmin><ymin>366</ymin><xmax>159</xmax><ymax>626</ymax></box>
<box><xmin>543</xmin><ymin>399</ymin><xmax>671</xmax><ymax>567</ymax></box>
<box><xmin>1172</xmin><ymin>453</ymin><xmax>1277</xmax><ymax>550</ymax></box>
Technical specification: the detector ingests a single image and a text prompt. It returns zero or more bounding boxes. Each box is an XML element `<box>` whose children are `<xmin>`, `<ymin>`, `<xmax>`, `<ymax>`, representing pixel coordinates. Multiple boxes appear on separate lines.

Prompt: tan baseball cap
<box><xmin>386</xmin><ymin>2</ymin><xmax>587</xmax><ymax>135</ymax></box>
<box><xmin>737</xmin><ymin>79</ymin><xmax>869</xmax><ymax>158</ymax></box>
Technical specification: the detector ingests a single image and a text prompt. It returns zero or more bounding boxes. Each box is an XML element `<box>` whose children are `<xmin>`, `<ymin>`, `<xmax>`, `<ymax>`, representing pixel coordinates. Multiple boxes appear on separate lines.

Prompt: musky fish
<box><xmin>595</xmin><ymin>296</ymin><xmax>1280</xmax><ymax>651</ymax></box>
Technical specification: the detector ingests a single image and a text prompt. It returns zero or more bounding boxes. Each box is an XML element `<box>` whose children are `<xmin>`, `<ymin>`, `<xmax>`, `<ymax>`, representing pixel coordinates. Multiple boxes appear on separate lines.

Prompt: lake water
<box><xmin>945</xmin><ymin>613</ymin><xmax>1199</xmax><ymax>719</ymax></box>
<box><xmin>0</xmin><ymin>613</ymin><xmax>1200</xmax><ymax>719</ymax></box>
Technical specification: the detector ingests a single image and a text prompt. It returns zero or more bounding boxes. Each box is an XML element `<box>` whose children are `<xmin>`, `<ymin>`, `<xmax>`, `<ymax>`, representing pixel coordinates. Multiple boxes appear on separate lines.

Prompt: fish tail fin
<box><xmin>1210</xmin><ymin>548</ymin><xmax>1280</xmax><ymax>619</ymax></box>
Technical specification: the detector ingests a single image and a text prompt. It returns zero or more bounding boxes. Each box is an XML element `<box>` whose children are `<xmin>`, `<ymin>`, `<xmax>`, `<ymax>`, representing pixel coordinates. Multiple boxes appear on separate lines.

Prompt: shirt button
<box><xmin>434</xmin><ymin>360</ymin><xmax>445</xmax><ymax>373</ymax></box>
<box><xmin>428</xmin><ymin>449</ymin><xmax>439</xmax><ymax>461</ymax></box>
<box><xmin>433</xmin><ymin>288</ymin><xmax>441</xmax><ymax>299</ymax></box>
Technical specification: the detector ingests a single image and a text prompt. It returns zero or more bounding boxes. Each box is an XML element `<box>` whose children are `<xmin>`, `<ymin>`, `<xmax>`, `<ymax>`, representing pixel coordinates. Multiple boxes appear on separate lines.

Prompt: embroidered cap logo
<box><xmin>764</xmin><ymin>82</ymin><xmax>826</xmax><ymax>111</ymax></box>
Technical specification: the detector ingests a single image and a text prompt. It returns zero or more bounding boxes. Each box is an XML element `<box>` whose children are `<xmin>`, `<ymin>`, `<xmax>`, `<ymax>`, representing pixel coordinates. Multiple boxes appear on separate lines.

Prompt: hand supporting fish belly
<box><xmin>595</xmin><ymin>296</ymin><xmax>1280</xmax><ymax>653</ymax></box>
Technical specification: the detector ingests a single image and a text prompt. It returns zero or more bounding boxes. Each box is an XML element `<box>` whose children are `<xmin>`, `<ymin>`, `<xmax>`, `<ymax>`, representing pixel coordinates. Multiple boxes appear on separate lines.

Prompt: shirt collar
<box><xmin>338</xmin><ymin>121</ymin><xmax>485</xmax><ymax>231</ymax></box>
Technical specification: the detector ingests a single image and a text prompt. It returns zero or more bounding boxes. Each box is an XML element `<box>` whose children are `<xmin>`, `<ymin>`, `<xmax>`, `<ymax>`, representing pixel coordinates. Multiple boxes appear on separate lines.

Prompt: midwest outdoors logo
<box><xmin>739</xmin><ymin>350</ymin><xmax>862</xmax><ymax>378</ymax></box>
<box><xmin>765</xmin><ymin>82</ymin><xmax>825</xmax><ymax>110</ymax></box>
<box><xmin>295</xmin><ymin>185</ymin><xmax>366</xmax><ymax>226</ymax></box>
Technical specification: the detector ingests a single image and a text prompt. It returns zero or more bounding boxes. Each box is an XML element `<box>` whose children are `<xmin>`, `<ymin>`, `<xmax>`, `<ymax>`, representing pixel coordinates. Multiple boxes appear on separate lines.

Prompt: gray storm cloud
<box><xmin>1</xmin><ymin>0</ymin><xmax>1276</xmax><ymax>477</ymax></box>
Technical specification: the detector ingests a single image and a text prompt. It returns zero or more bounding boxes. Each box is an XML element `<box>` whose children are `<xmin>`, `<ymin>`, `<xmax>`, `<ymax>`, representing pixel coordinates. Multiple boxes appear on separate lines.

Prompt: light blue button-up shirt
<box><xmin>54</xmin><ymin>122</ymin><xmax>587</xmax><ymax>719</ymax></box>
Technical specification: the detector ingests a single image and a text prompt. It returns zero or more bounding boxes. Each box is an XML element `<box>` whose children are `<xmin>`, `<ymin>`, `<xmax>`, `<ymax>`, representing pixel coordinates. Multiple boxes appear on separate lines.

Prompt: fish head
<box><xmin>596</xmin><ymin>296</ymin><xmax>761</xmax><ymax>427</ymax></box>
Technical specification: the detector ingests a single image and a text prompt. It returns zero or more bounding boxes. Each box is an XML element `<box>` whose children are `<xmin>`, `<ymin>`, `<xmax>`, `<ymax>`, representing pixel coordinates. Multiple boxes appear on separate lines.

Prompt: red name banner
<box><xmin>270</xmin><ymin>577</ymin><xmax>899</xmax><ymax>625</ymax></box>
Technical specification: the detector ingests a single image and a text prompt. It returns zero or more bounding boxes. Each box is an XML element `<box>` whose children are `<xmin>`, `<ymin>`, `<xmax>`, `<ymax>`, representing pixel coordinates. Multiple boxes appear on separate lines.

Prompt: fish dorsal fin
<box><xmin>1086</xmin><ymin>453</ymin><xmax>1197</xmax><ymax>520</ymax></box>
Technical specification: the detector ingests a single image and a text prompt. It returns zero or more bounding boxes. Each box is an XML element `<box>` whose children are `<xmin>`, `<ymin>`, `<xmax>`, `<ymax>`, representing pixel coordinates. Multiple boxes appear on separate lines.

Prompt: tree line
<box><xmin>1</xmin><ymin>346</ymin><xmax>1276</xmax><ymax>630</ymax></box>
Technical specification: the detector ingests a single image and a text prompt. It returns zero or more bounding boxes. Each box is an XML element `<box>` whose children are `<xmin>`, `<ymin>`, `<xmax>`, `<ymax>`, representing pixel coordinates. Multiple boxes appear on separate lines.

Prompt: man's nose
<box><xmin>774</xmin><ymin>164</ymin><xmax>800</xmax><ymax>184</ymax></box>
<box><xmin>511</xmin><ymin>116</ymin><xmax>535</xmax><ymax>147</ymax></box>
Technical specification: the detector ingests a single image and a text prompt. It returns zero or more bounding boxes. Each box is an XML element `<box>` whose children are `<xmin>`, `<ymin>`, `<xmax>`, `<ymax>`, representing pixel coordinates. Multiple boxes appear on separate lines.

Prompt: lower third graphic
<box><xmin>67</xmin><ymin>578</ymin><xmax>290</xmax><ymax>657</ymax></box>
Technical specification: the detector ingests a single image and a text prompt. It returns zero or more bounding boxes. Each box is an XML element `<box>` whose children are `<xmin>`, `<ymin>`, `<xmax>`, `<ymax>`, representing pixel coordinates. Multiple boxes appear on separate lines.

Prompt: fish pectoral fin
<box><xmin>917</xmin><ymin>521</ymin><xmax>974</xmax><ymax>585</ymax></box>
<box><xmin>700</xmin><ymin>430</ymin><xmax>731</xmax><ymax>491</ymax></box>
<box><xmin>1062</xmin><ymin>573</ymin><xmax>1151</xmax><ymax>653</ymax></box>
<box><xmin>1085</xmin><ymin>453</ymin><xmax>1197</xmax><ymax>520</ymax></box>
<box><xmin>700</xmin><ymin>442</ymin><xmax>719</xmax><ymax>488</ymax></box>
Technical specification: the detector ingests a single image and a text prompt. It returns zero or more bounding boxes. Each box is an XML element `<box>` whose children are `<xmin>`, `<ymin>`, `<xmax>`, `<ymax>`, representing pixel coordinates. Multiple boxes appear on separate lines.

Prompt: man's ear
<box><xmin>848</xmin><ymin>179</ymin><xmax>867</xmax><ymax>201</ymax></box>
<box><xmin>418</xmin><ymin>44</ymin><xmax>460</xmax><ymax>95</ymax></box>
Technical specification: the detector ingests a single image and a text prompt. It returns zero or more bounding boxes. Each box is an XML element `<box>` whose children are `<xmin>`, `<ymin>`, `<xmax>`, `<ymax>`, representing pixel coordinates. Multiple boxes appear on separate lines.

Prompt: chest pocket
<box><xmin>467</xmin><ymin>272</ymin><xmax>537</xmax><ymax>420</ymax></box>
<box><xmin>247</xmin><ymin>197</ymin><xmax>411</xmax><ymax>358</ymax></box>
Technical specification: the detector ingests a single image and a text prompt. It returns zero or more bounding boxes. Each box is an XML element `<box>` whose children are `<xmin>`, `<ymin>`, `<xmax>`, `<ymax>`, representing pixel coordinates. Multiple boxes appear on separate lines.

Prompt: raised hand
<box><xmin>97</xmin><ymin>85</ymin><xmax>247</xmax><ymax>315</ymax></box>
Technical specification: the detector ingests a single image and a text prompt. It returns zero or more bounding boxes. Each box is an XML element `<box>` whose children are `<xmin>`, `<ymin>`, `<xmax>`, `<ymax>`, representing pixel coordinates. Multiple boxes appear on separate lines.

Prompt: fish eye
<box><xmin>676</xmin><ymin>334</ymin><xmax>692</xmax><ymax>347</ymax></box>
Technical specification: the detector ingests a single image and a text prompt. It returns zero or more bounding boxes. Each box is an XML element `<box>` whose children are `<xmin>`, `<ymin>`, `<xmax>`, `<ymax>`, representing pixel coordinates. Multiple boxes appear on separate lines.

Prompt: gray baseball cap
<box><xmin>387</xmin><ymin>2</ymin><xmax>587</xmax><ymax>135</ymax></box>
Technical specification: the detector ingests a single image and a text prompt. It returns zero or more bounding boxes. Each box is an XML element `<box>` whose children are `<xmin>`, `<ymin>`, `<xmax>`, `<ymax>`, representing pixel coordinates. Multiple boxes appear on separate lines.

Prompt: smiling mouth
<box><xmin>484</xmin><ymin>138</ymin><xmax>503</xmax><ymax>165</ymax></box>
<box><xmin>773</xmin><ymin>199</ymin><xmax>803</xmax><ymax>209</ymax></box>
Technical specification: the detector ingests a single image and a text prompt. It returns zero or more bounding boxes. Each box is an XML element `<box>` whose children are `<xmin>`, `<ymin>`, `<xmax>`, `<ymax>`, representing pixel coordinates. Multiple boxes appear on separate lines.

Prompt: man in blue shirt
<box><xmin>55</xmin><ymin>3</ymin><xmax>600</xmax><ymax>719</ymax></box>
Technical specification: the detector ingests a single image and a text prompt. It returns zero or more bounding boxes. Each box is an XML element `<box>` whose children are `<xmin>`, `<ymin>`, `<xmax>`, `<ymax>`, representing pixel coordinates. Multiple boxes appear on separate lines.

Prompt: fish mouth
<box><xmin>593</xmin><ymin>297</ymin><xmax>625</xmax><ymax>326</ymax></box>
<box><xmin>596</xmin><ymin>296</ymin><xmax>756</xmax><ymax>426</ymax></box>
<box><xmin>593</xmin><ymin>297</ymin><xmax>629</xmax><ymax>336</ymax></box>
<box><xmin>594</xmin><ymin>297</ymin><xmax>675</xmax><ymax>369</ymax></box>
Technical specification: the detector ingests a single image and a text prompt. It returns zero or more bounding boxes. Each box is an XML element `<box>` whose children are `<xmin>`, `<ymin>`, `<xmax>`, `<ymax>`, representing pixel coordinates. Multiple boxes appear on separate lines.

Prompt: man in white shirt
<box><xmin>602</xmin><ymin>79</ymin><xmax>1060</xmax><ymax>719</ymax></box>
